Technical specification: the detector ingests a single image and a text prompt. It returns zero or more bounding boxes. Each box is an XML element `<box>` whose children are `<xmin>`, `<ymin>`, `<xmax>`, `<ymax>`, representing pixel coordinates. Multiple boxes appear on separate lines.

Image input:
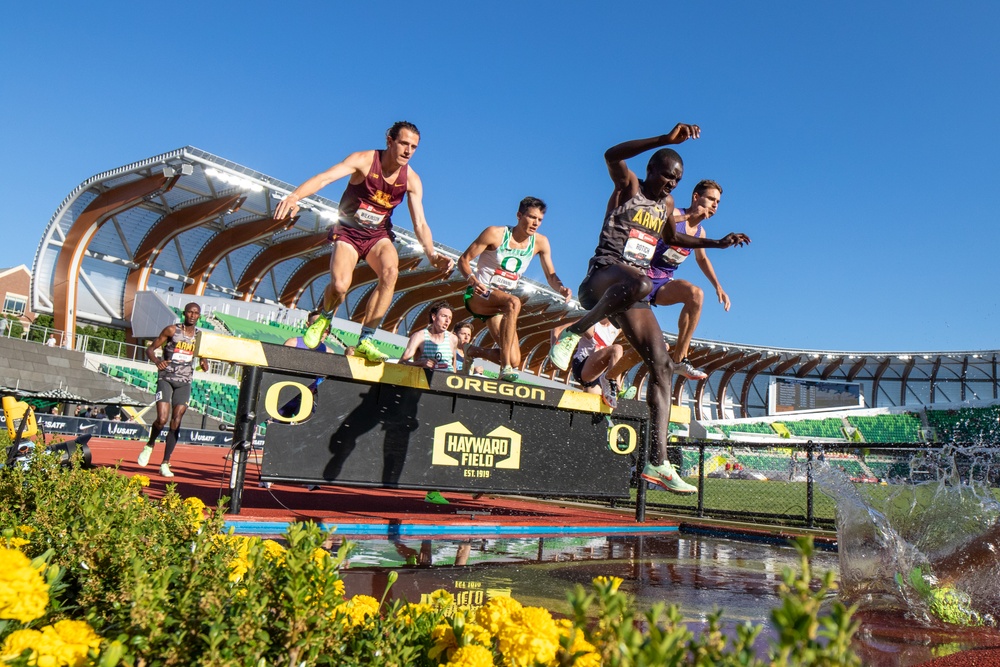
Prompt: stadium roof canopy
<box><xmin>31</xmin><ymin>145</ymin><xmax>578</xmax><ymax>338</ymax></box>
<box><xmin>30</xmin><ymin>147</ymin><xmax>1000</xmax><ymax>420</ymax></box>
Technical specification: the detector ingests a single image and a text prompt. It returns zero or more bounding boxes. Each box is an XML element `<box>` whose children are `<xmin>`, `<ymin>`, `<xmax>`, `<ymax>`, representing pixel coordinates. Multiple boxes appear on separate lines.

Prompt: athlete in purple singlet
<box><xmin>275</xmin><ymin>122</ymin><xmax>454</xmax><ymax>361</ymax></box>
<box><xmin>642</xmin><ymin>180</ymin><xmax>731</xmax><ymax>381</ymax></box>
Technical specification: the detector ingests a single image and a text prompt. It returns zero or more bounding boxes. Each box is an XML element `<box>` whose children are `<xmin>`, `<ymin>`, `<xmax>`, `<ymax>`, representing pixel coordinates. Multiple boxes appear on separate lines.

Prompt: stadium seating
<box><xmin>926</xmin><ymin>405</ymin><xmax>1000</xmax><ymax>444</ymax></box>
<box><xmin>719</xmin><ymin>422</ymin><xmax>775</xmax><ymax>438</ymax></box>
<box><xmin>864</xmin><ymin>455</ymin><xmax>911</xmax><ymax>480</ymax></box>
<box><xmin>847</xmin><ymin>413</ymin><xmax>923</xmax><ymax>443</ymax></box>
<box><xmin>99</xmin><ymin>363</ymin><xmax>239</xmax><ymax>421</ymax></box>
<box><xmin>211</xmin><ymin>313</ymin><xmax>404</xmax><ymax>358</ymax></box>
<box><xmin>784</xmin><ymin>418</ymin><xmax>846</xmax><ymax>440</ymax></box>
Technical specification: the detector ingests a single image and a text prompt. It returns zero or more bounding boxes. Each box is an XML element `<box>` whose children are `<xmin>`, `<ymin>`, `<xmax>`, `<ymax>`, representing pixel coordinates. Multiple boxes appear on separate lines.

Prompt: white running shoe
<box><xmin>137</xmin><ymin>445</ymin><xmax>153</xmax><ymax>467</ymax></box>
<box><xmin>639</xmin><ymin>462</ymin><xmax>697</xmax><ymax>495</ymax></box>
<box><xmin>549</xmin><ymin>330</ymin><xmax>581</xmax><ymax>371</ymax></box>
<box><xmin>599</xmin><ymin>375</ymin><xmax>618</xmax><ymax>409</ymax></box>
<box><xmin>669</xmin><ymin>357</ymin><xmax>708</xmax><ymax>380</ymax></box>
<box><xmin>160</xmin><ymin>462</ymin><xmax>174</xmax><ymax>478</ymax></box>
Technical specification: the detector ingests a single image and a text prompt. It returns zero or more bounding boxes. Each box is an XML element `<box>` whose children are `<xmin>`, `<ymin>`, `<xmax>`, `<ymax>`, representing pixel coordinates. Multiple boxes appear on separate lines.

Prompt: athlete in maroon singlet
<box><xmin>275</xmin><ymin>121</ymin><xmax>454</xmax><ymax>359</ymax></box>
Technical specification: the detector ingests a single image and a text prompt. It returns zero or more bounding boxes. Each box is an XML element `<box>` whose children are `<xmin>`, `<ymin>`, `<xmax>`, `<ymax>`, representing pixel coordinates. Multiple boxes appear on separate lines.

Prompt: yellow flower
<box><xmin>0</xmin><ymin>621</ymin><xmax>102</xmax><ymax>667</ymax></box>
<box><xmin>17</xmin><ymin>525</ymin><xmax>36</xmax><ymax>534</ymax></box>
<box><xmin>183</xmin><ymin>496</ymin><xmax>206</xmax><ymax>526</ymax></box>
<box><xmin>474</xmin><ymin>595</ymin><xmax>523</xmax><ymax>635</ymax></box>
<box><xmin>556</xmin><ymin>619</ymin><xmax>600</xmax><ymax>667</ymax></box>
<box><xmin>42</xmin><ymin>620</ymin><xmax>102</xmax><ymax>666</ymax></box>
<box><xmin>261</xmin><ymin>539</ymin><xmax>286</xmax><ymax>563</ymax></box>
<box><xmin>1</xmin><ymin>536</ymin><xmax>30</xmax><ymax>549</ymax></box>
<box><xmin>592</xmin><ymin>575</ymin><xmax>623</xmax><ymax>593</ymax></box>
<box><xmin>443</xmin><ymin>644</ymin><xmax>495</xmax><ymax>667</ymax></box>
<box><xmin>429</xmin><ymin>588</ymin><xmax>455</xmax><ymax>608</ymax></box>
<box><xmin>131</xmin><ymin>474</ymin><xmax>150</xmax><ymax>488</ymax></box>
<box><xmin>395</xmin><ymin>601</ymin><xmax>434</xmax><ymax>626</ymax></box>
<box><xmin>311</xmin><ymin>547</ymin><xmax>330</xmax><ymax>569</ymax></box>
<box><xmin>0</xmin><ymin>628</ymin><xmax>46</xmax><ymax>664</ymax></box>
<box><xmin>0</xmin><ymin>547</ymin><xmax>49</xmax><ymax>623</ymax></box>
<box><xmin>338</xmin><ymin>595</ymin><xmax>380</xmax><ymax>628</ymax></box>
<box><xmin>429</xmin><ymin>620</ymin><xmax>493</xmax><ymax>661</ymax></box>
<box><xmin>331</xmin><ymin>578</ymin><xmax>345</xmax><ymax>598</ymax></box>
<box><xmin>496</xmin><ymin>607</ymin><xmax>559</xmax><ymax>667</ymax></box>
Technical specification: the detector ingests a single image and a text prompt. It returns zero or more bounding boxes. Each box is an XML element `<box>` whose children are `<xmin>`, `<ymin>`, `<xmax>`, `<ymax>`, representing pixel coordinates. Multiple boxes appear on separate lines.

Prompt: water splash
<box><xmin>816</xmin><ymin>444</ymin><xmax>1000</xmax><ymax>627</ymax></box>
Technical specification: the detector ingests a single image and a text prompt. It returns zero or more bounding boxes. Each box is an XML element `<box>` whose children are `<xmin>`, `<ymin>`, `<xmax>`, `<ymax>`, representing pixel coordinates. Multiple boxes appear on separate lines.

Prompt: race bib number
<box><xmin>489</xmin><ymin>268</ymin><xmax>520</xmax><ymax>292</ymax></box>
<box><xmin>354</xmin><ymin>202</ymin><xmax>387</xmax><ymax>227</ymax></box>
<box><xmin>661</xmin><ymin>246</ymin><xmax>691</xmax><ymax>266</ymax></box>
<box><xmin>622</xmin><ymin>229</ymin><xmax>658</xmax><ymax>267</ymax></box>
<box><xmin>171</xmin><ymin>341</ymin><xmax>195</xmax><ymax>364</ymax></box>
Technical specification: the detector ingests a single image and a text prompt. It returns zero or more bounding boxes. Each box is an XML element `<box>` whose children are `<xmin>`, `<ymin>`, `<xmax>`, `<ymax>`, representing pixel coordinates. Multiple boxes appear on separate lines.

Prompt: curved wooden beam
<box><xmin>123</xmin><ymin>193</ymin><xmax>244</xmax><ymax>327</ymax></box>
<box><xmin>183</xmin><ymin>216</ymin><xmax>297</xmax><ymax>296</ymax></box>
<box><xmin>717</xmin><ymin>352</ymin><xmax>762</xmax><ymax>419</ymax></box>
<box><xmin>350</xmin><ymin>260</ymin><xmax>450</xmax><ymax>323</ymax></box>
<box><xmin>279</xmin><ymin>255</ymin><xmax>330</xmax><ymax>307</ymax></box>
<box><xmin>820</xmin><ymin>357</ymin><xmax>846</xmax><ymax>380</ymax></box>
<box><xmin>54</xmin><ymin>173</ymin><xmax>174</xmax><ymax>348</ymax></box>
<box><xmin>738</xmin><ymin>355</ymin><xmax>781</xmax><ymax>416</ymax></box>
<box><xmin>794</xmin><ymin>357</ymin><xmax>824</xmax><ymax>378</ymax></box>
<box><xmin>691</xmin><ymin>351</ymin><xmax>746</xmax><ymax>420</ymax></box>
<box><xmin>235</xmin><ymin>231</ymin><xmax>328</xmax><ymax>301</ymax></box>
<box><xmin>381</xmin><ymin>277</ymin><xmax>467</xmax><ymax>332</ymax></box>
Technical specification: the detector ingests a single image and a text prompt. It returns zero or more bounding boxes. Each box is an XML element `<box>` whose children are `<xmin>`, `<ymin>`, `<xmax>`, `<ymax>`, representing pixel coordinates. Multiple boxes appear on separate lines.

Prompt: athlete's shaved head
<box><xmin>518</xmin><ymin>196</ymin><xmax>547</xmax><ymax>215</ymax></box>
<box><xmin>647</xmin><ymin>148</ymin><xmax>683</xmax><ymax>173</ymax></box>
<box><xmin>183</xmin><ymin>302</ymin><xmax>200</xmax><ymax>313</ymax></box>
<box><xmin>388</xmin><ymin>121</ymin><xmax>420</xmax><ymax>139</ymax></box>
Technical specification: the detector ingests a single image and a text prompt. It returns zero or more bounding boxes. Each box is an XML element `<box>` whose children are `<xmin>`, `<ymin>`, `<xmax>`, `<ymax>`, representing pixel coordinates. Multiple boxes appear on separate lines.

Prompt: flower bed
<box><xmin>0</xmin><ymin>447</ymin><xmax>860</xmax><ymax>666</ymax></box>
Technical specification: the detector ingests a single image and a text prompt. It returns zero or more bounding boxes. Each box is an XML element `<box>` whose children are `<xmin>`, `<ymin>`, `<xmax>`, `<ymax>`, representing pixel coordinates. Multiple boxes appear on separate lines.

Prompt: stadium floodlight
<box><xmin>898</xmin><ymin>355</ymin><xmax>911</xmax><ymax>361</ymax></box>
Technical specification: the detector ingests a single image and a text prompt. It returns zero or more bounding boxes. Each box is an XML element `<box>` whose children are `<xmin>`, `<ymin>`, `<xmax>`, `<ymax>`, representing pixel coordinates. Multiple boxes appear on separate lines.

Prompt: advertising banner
<box><xmin>257</xmin><ymin>370</ymin><xmax>641</xmax><ymax>498</ymax></box>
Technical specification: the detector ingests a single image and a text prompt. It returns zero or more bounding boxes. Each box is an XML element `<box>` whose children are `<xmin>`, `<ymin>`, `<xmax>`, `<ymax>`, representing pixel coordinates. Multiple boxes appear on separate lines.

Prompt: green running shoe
<box><xmin>548</xmin><ymin>330</ymin><xmax>581</xmax><ymax>371</ymax></box>
<box><xmin>354</xmin><ymin>338</ymin><xmax>389</xmax><ymax>363</ymax></box>
<box><xmin>640</xmin><ymin>462</ymin><xmax>697</xmax><ymax>495</ymax></box>
<box><xmin>424</xmin><ymin>490</ymin><xmax>450</xmax><ymax>505</ymax></box>
<box><xmin>303</xmin><ymin>313</ymin><xmax>331</xmax><ymax>349</ymax></box>
<box><xmin>619</xmin><ymin>385</ymin><xmax>638</xmax><ymax>401</ymax></box>
<box><xmin>137</xmin><ymin>445</ymin><xmax>153</xmax><ymax>467</ymax></box>
<box><xmin>896</xmin><ymin>567</ymin><xmax>982</xmax><ymax>626</ymax></box>
<box><xmin>499</xmin><ymin>366</ymin><xmax>519</xmax><ymax>382</ymax></box>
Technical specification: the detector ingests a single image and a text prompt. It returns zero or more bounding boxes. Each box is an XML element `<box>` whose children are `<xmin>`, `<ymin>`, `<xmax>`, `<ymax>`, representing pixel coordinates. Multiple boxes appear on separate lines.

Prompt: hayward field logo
<box><xmin>432</xmin><ymin>421</ymin><xmax>522</xmax><ymax>472</ymax></box>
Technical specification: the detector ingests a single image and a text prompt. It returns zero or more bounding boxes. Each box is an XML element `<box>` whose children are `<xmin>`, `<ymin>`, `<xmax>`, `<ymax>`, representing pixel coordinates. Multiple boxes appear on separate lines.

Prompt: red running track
<box><xmin>87</xmin><ymin>438</ymin><xmax>674</xmax><ymax>534</ymax></box>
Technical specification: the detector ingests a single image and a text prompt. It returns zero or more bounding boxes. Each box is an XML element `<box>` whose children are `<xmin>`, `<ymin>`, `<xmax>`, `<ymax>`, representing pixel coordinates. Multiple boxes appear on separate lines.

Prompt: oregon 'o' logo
<box><xmin>607</xmin><ymin>424</ymin><xmax>637</xmax><ymax>455</ymax></box>
<box><xmin>499</xmin><ymin>256</ymin><xmax>523</xmax><ymax>274</ymax></box>
<box><xmin>264</xmin><ymin>381</ymin><xmax>314</xmax><ymax>424</ymax></box>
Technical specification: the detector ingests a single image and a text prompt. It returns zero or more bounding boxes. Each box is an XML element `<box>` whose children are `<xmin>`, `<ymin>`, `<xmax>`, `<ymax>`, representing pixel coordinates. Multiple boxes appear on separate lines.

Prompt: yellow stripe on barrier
<box><xmin>195</xmin><ymin>331</ymin><xmax>269</xmax><ymax>367</ymax></box>
<box><xmin>556</xmin><ymin>390</ymin><xmax>612</xmax><ymax>413</ymax></box>
<box><xmin>345</xmin><ymin>356</ymin><xmax>431</xmax><ymax>390</ymax></box>
<box><xmin>670</xmin><ymin>404</ymin><xmax>691</xmax><ymax>425</ymax></box>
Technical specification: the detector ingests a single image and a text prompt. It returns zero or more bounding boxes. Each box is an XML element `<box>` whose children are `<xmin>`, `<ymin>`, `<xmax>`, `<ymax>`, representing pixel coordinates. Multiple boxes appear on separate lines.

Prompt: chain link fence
<box><xmin>614</xmin><ymin>440</ymin><xmax>1000</xmax><ymax>529</ymax></box>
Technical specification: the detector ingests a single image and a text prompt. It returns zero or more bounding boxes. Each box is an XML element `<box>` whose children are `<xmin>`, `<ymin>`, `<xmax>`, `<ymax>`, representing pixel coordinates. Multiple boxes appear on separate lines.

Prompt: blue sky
<box><xmin>2</xmin><ymin>1</ymin><xmax>998</xmax><ymax>353</ymax></box>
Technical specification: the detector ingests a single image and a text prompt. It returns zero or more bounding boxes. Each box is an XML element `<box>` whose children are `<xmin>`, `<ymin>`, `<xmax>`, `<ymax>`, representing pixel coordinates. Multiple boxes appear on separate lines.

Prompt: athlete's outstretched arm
<box><xmin>458</xmin><ymin>226</ymin><xmax>504</xmax><ymax>296</ymax></box>
<box><xmin>661</xmin><ymin>209</ymin><xmax>751</xmax><ymax>251</ymax></box>
<box><xmin>275</xmin><ymin>151</ymin><xmax>371</xmax><ymax>220</ymax></box>
<box><xmin>694</xmin><ymin>247</ymin><xmax>730</xmax><ymax>311</ymax></box>
<box><xmin>406</xmin><ymin>170</ymin><xmax>455</xmax><ymax>275</ymax></box>
<box><xmin>534</xmin><ymin>236</ymin><xmax>572</xmax><ymax>302</ymax></box>
<box><xmin>604</xmin><ymin>123</ymin><xmax>701</xmax><ymax>188</ymax></box>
